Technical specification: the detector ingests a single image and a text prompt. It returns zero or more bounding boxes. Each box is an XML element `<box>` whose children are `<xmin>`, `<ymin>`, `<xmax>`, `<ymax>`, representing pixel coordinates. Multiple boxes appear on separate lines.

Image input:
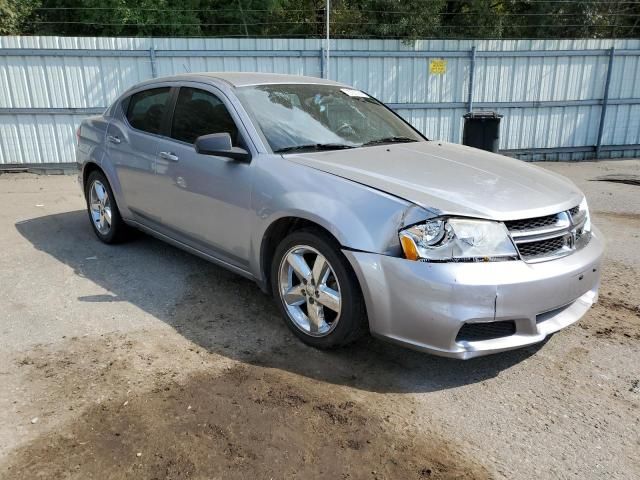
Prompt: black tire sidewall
<box><xmin>271</xmin><ymin>229</ymin><xmax>367</xmax><ymax>349</ymax></box>
<box><xmin>85</xmin><ymin>170</ymin><xmax>124</xmax><ymax>244</ymax></box>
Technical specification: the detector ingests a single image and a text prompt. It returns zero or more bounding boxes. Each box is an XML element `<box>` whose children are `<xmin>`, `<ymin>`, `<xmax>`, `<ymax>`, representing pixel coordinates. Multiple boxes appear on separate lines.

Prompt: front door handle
<box><xmin>107</xmin><ymin>135</ymin><xmax>121</xmax><ymax>144</ymax></box>
<box><xmin>159</xmin><ymin>151</ymin><xmax>179</xmax><ymax>162</ymax></box>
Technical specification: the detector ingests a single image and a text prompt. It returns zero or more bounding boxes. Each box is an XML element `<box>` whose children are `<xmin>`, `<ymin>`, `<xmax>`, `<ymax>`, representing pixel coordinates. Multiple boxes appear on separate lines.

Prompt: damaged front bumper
<box><xmin>344</xmin><ymin>227</ymin><xmax>603</xmax><ymax>359</ymax></box>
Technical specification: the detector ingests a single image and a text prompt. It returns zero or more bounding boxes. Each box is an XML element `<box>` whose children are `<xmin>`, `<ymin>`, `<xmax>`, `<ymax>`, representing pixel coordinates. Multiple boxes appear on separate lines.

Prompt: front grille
<box><xmin>504</xmin><ymin>214</ymin><xmax>558</xmax><ymax>232</ymax></box>
<box><xmin>516</xmin><ymin>236</ymin><xmax>567</xmax><ymax>258</ymax></box>
<box><xmin>456</xmin><ymin>320</ymin><xmax>517</xmax><ymax>342</ymax></box>
<box><xmin>506</xmin><ymin>204</ymin><xmax>588</xmax><ymax>262</ymax></box>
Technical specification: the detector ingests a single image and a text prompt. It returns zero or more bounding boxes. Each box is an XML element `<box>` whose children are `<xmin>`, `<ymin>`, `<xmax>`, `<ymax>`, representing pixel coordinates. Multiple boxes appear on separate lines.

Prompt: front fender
<box><xmin>248</xmin><ymin>155</ymin><xmax>431</xmax><ymax>280</ymax></box>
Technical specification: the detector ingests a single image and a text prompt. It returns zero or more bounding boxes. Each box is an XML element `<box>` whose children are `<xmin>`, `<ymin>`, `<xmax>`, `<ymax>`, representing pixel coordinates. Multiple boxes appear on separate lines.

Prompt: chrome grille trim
<box><xmin>506</xmin><ymin>205</ymin><xmax>589</xmax><ymax>263</ymax></box>
<box><xmin>508</xmin><ymin>211</ymin><xmax>571</xmax><ymax>240</ymax></box>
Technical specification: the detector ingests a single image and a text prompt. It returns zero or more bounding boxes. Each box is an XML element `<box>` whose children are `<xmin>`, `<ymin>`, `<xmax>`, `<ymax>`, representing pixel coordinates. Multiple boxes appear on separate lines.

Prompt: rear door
<box><xmin>151</xmin><ymin>84</ymin><xmax>254</xmax><ymax>269</ymax></box>
<box><xmin>105</xmin><ymin>86</ymin><xmax>173</xmax><ymax>223</ymax></box>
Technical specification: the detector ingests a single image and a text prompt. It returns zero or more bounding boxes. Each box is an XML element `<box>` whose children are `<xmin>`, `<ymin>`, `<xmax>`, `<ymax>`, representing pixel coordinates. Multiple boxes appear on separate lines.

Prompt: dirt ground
<box><xmin>0</xmin><ymin>160</ymin><xmax>638</xmax><ymax>479</ymax></box>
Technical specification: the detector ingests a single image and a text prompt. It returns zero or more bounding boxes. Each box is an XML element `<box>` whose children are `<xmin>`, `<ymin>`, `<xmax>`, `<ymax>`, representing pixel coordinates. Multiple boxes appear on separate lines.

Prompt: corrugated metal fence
<box><xmin>2</xmin><ymin>36</ymin><xmax>640</xmax><ymax>165</ymax></box>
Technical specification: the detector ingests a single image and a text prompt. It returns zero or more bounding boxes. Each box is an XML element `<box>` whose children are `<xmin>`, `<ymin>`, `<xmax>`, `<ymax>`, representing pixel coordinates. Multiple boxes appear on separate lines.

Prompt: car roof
<box><xmin>137</xmin><ymin>72</ymin><xmax>346</xmax><ymax>88</ymax></box>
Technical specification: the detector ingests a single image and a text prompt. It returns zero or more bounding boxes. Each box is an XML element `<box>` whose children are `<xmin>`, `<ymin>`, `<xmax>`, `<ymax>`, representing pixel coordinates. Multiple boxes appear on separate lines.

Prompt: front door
<box><xmin>152</xmin><ymin>85</ymin><xmax>254</xmax><ymax>270</ymax></box>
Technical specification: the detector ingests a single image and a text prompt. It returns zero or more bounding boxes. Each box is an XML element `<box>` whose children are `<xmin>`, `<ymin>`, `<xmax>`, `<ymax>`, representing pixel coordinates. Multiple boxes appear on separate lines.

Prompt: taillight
<box><xmin>76</xmin><ymin>126</ymin><xmax>81</xmax><ymax>146</ymax></box>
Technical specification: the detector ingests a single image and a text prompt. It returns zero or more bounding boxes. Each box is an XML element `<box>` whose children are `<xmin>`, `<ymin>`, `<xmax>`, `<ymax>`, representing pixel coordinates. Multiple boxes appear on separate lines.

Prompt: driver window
<box><xmin>171</xmin><ymin>87</ymin><xmax>240</xmax><ymax>145</ymax></box>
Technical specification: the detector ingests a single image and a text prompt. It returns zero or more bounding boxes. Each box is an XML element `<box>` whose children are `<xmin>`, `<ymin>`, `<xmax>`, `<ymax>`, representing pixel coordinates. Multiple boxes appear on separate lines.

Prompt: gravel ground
<box><xmin>0</xmin><ymin>160</ymin><xmax>638</xmax><ymax>479</ymax></box>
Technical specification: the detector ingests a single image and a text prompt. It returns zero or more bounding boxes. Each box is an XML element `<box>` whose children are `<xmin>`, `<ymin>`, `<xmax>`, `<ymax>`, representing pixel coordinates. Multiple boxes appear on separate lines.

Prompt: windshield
<box><xmin>235</xmin><ymin>84</ymin><xmax>424</xmax><ymax>153</ymax></box>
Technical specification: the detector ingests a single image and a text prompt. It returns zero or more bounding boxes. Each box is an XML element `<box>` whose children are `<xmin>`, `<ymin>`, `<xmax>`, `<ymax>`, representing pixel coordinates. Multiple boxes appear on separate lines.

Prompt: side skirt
<box><xmin>125</xmin><ymin>219</ymin><xmax>257</xmax><ymax>282</ymax></box>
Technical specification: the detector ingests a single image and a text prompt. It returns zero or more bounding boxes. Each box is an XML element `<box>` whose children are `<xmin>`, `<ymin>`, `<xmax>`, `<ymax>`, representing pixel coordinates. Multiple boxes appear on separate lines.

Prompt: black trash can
<box><xmin>462</xmin><ymin>111</ymin><xmax>503</xmax><ymax>153</ymax></box>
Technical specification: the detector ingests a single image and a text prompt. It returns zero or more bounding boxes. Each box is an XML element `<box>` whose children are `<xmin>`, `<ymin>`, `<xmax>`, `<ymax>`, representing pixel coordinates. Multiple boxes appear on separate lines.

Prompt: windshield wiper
<box><xmin>361</xmin><ymin>136</ymin><xmax>419</xmax><ymax>147</ymax></box>
<box><xmin>274</xmin><ymin>143</ymin><xmax>356</xmax><ymax>154</ymax></box>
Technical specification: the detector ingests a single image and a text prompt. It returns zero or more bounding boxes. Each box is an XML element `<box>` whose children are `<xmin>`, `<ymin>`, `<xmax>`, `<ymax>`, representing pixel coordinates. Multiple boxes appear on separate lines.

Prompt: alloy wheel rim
<box><xmin>278</xmin><ymin>245</ymin><xmax>342</xmax><ymax>337</ymax></box>
<box><xmin>89</xmin><ymin>180</ymin><xmax>112</xmax><ymax>235</ymax></box>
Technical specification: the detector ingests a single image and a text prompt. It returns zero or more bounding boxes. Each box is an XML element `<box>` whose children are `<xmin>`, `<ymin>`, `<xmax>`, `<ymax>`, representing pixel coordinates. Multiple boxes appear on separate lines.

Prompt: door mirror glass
<box><xmin>194</xmin><ymin>133</ymin><xmax>251</xmax><ymax>161</ymax></box>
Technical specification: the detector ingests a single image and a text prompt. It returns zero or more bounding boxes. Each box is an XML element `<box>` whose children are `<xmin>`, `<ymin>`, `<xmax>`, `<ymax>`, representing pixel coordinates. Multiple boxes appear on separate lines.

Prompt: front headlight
<box><xmin>578</xmin><ymin>197</ymin><xmax>591</xmax><ymax>233</ymax></box>
<box><xmin>399</xmin><ymin>218</ymin><xmax>518</xmax><ymax>262</ymax></box>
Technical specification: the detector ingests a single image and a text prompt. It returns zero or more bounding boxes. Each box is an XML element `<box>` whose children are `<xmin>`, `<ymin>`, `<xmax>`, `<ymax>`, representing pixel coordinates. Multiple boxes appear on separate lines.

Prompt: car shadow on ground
<box><xmin>16</xmin><ymin>210</ymin><xmax>544</xmax><ymax>394</ymax></box>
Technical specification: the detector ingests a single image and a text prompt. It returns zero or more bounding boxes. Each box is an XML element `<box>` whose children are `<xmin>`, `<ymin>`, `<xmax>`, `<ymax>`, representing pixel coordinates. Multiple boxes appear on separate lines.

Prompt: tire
<box><xmin>271</xmin><ymin>228</ymin><xmax>368</xmax><ymax>349</ymax></box>
<box><xmin>84</xmin><ymin>170</ymin><xmax>130</xmax><ymax>244</ymax></box>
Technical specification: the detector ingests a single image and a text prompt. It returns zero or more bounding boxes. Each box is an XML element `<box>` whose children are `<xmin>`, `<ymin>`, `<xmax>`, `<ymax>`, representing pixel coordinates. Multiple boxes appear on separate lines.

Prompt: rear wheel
<box><xmin>85</xmin><ymin>170</ymin><xmax>130</xmax><ymax>244</ymax></box>
<box><xmin>271</xmin><ymin>229</ymin><xmax>367</xmax><ymax>349</ymax></box>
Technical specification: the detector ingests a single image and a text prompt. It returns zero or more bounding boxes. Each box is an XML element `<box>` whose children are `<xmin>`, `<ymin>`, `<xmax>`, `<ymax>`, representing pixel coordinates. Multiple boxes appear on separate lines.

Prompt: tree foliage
<box><xmin>1</xmin><ymin>0</ymin><xmax>40</xmax><ymax>34</ymax></box>
<box><xmin>4</xmin><ymin>0</ymin><xmax>640</xmax><ymax>39</ymax></box>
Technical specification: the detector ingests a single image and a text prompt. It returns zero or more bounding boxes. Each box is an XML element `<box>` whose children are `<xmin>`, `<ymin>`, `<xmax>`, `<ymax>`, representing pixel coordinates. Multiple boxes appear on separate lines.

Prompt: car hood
<box><xmin>286</xmin><ymin>141</ymin><xmax>584</xmax><ymax>220</ymax></box>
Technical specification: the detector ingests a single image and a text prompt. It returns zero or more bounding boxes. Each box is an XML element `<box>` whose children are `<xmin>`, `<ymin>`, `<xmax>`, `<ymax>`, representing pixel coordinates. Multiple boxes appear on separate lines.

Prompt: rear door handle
<box><xmin>159</xmin><ymin>151</ymin><xmax>179</xmax><ymax>162</ymax></box>
<box><xmin>107</xmin><ymin>135</ymin><xmax>121</xmax><ymax>144</ymax></box>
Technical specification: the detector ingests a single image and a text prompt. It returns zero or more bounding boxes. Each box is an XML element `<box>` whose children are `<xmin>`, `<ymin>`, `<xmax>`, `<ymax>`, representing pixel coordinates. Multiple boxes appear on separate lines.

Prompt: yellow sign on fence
<box><xmin>429</xmin><ymin>59</ymin><xmax>447</xmax><ymax>75</ymax></box>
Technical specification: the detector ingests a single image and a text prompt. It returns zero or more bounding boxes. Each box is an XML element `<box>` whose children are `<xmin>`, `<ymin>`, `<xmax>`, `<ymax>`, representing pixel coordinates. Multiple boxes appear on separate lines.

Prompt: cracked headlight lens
<box><xmin>399</xmin><ymin>218</ymin><xmax>518</xmax><ymax>262</ymax></box>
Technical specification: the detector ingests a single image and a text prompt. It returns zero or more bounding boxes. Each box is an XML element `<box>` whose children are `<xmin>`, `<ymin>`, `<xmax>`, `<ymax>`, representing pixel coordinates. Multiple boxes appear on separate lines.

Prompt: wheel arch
<box><xmin>259</xmin><ymin>215</ymin><xmax>370</xmax><ymax>293</ymax></box>
<box><xmin>258</xmin><ymin>215</ymin><xmax>345</xmax><ymax>295</ymax></box>
<box><xmin>82</xmin><ymin>161</ymin><xmax>103</xmax><ymax>191</ymax></box>
<box><xmin>81</xmin><ymin>160</ymin><xmax>130</xmax><ymax>219</ymax></box>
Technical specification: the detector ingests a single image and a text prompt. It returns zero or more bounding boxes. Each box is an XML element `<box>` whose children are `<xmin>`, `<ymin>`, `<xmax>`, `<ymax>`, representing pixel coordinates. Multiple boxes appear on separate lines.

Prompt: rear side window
<box><xmin>171</xmin><ymin>87</ymin><xmax>239</xmax><ymax>145</ymax></box>
<box><xmin>125</xmin><ymin>87</ymin><xmax>171</xmax><ymax>135</ymax></box>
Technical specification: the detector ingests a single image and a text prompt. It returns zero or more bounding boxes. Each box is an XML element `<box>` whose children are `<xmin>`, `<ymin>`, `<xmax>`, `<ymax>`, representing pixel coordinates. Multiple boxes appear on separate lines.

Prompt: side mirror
<box><xmin>194</xmin><ymin>133</ymin><xmax>251</xmax><ymax>162</ymax></box>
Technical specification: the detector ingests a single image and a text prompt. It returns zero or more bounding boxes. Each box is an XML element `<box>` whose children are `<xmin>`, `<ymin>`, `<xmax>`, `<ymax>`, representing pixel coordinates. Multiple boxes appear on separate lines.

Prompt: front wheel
<box><xmin>271</xmin><ymin>229</ymin><xmax>368</xmax><ymax>349</ymax></box>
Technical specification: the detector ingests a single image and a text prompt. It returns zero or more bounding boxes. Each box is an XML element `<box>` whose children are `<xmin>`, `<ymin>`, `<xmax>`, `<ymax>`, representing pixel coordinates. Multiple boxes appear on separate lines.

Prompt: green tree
<box><xmin>10</xmin><ymin>0</ymin><xmax>640</xmax><ymax>39</ymax></box>
<box><xmin>500</xmin><ymin>0</ymin><xmax>611</xmax><ymax>39</ymax></box>
<box><xmin>201</xmin><ymin>0</ymin><xmax>293</xmax><ymax>37</ymax></box>
<box><xmin>34</xmin><ymin>0</ymin><xmax>203</xmax><ymax>37</ymax></box>
<box><xmin>437</xmin><ymin>0</ymin><xmax>639</xmax><ymax>39</ymax></box>
<box><xmin>0</xmin><ymin>0</ymin><xmax>41</xmax><ymax>35</ymax></box>
<box><xmin>333</xmin><ymin>0</ymin><xmax>447</xmax><ymax>39</ymax></box>
<box><xmin>439</xmin><ymin>0</ymin><xmax>506</xmax><ymax>38</ymax></box>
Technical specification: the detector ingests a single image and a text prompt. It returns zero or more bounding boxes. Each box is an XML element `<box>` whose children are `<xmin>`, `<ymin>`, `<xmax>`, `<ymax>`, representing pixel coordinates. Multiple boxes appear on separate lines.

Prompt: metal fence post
<box><xmin>325</xmin><ymin>0</ymin><xmax>330</xmax><ymax>79</ymax></box>
<box><xmin>320</xmin><ymin>47</ymin><xmax>326</xmax><ymax>79</ymax></box>
<box><xmin>467</xmin><ymin>46</ymin><xmax>476</xmax><ymax>113</ymax></box>
<box><xmin>595</xmin><ymin>46</ymin><xmax>615</xmax><ymax>159</ymax></box>
<box><xmin>149</xmin><ymin>45</ymin><xmax>157</xmax><ymax>78</ymax></box>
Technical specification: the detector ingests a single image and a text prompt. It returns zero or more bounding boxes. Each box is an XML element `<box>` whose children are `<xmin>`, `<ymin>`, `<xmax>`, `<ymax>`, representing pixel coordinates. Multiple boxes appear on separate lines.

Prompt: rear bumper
<box><xmin>344</xmin><ymin>227</ymin><xmax>603</xmax><ymax>359</ymax></box>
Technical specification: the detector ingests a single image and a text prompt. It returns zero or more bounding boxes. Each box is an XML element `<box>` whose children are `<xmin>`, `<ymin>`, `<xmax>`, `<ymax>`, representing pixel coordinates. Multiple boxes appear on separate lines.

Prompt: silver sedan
<box><xmin>76</xmin><ymin>72</ymin><xmax>603</xmax><ymax>359</ymax></box>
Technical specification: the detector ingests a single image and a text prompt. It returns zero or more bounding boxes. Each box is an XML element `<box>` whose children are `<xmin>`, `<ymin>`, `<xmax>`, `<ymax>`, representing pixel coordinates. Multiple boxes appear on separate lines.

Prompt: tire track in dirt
<box><xmin>2</xmin><ymin>333</ymin><xmax>490</xmax><ymax>480</ymax></box>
